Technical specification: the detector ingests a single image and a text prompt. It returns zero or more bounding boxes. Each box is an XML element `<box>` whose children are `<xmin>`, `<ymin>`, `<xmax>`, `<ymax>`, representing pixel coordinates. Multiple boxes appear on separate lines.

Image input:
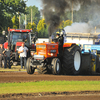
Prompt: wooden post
<box><xmin>95</xmin><ymin>26</ymin><xmax>96</xmax><ymax>33</ymax></box>
<box><xmin>25</xmin><ymin>7</ymin><xmax>27</xmax><ymax>29</ymax></box>
<box><xmin>72</xmin><ymin>1</ymin><xmax>73</xmax><ymax>23</ymax></box>
<box><xmin>19</xmin><ymin>14</ymin><xmax>20</xmax><ymax>29</ymax></box>
<box><xmin>25</xmin><ymin>14</ymin><xmax>26</xmax><ymax>29</ymax></box>
<box><xmin>31</xmin><ymin>8</ymin><xmax>32</xmax><ymax>25</ymax></box>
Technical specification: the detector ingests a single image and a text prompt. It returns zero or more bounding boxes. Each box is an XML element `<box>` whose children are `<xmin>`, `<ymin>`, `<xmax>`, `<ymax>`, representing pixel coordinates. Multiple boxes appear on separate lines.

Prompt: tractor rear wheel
<box><xmin>6</xmin><ymin>55</ymin><xmax>13</xmax><ymax>68</ymax></box>
<box><xmin>2</xmin><ymin>56</ymin><xmax>13</xmax><ymax>68</ymax></box>
<box><xmin>62</xmin><ymin>45</ymin><xmax>82</xmax><ymax>75</ymax></box>
<box><xmin>96</xmin><ymin>56</ymin><xmax>100</xmax><ymax>73</ymax></box>
<box><xmin>26</xmin><ymin>58</ymin><xmax>35</xmax><ymax>74</ymax></box>
<box><xmin>51</xmin><ymin>58</ymin><xmax>61</xmax><ymax>75</ymax></box>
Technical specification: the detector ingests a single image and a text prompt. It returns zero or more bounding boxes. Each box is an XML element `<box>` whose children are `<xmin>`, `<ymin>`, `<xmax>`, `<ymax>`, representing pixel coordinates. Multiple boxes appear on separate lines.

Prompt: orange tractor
<box><xmin>26</xmin><ymin>30</ymin><xmax>82</xmax><ymax>75</ymax></box>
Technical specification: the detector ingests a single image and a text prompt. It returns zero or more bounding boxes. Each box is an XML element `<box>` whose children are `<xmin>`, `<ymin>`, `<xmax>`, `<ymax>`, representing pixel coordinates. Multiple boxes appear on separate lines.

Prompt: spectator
<box><xmin>18</xmin><ymin>43</ymin><xmax>28</xmax><ymax>69</ymax></box>
<box><xmin>4</xmin><ymin>45</ymin><xmax>12</xmax><ymax>69</ymax></box>
<box><xmin>0</xmin><ymin>44</ymin><xmax>4</xmax><ymax>68</ymax></box>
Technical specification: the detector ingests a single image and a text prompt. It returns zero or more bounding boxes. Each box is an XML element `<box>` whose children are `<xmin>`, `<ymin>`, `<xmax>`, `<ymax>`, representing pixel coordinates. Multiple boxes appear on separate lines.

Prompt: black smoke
<box><xmin>42</xmin><ymin>0</ymin><xmax>100</xmax><ymax>36</ymax></box>
<box><xmin>42</xmin><ymin>0</ymin><xmax>69</xmax><ymax>36</ymax></box>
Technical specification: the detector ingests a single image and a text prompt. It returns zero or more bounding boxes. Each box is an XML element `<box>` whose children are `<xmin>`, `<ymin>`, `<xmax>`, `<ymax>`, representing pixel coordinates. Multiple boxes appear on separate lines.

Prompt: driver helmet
<box><xmin>56</xmin><ymin>32</ymin><xmax>60</xmax><ymax>35</ymax></box>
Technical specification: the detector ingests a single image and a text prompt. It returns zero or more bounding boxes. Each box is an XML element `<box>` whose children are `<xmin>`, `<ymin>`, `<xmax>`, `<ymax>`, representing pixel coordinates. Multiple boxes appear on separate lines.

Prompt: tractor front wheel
<box><xmin>26</xmin><ymin>58</ymin><xmax>35</xmax><ymax>74</ymax></box>
<box><xmin>51</xmin><ymin>58</ymin><xmax>61</xmax><ymax>75</ymax></box>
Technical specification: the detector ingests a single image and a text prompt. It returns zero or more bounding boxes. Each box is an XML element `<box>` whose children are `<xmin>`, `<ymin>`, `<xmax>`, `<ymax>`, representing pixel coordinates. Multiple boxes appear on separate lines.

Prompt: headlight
<box><xmin>31</xmin><ymin>51</ymin><xmax>35</xmax><ymax>56</ymax></box>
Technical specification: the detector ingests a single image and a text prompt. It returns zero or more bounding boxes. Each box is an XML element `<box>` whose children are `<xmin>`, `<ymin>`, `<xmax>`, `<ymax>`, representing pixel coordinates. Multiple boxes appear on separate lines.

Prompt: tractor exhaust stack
<box><xmin>49</xmin><ymin>36</ymin><xmax>52</xmax><ymax>43</ymax></box>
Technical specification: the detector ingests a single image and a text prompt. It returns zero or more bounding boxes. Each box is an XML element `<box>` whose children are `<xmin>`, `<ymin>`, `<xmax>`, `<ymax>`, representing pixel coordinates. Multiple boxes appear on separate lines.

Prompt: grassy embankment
<box><xmin>0</xmin><ymin>66</ymin><xmax>26</xmax><ymax>72</ymax></box>
<box><xmin>0</xmin><ymin>81</ymin><xmax>100</xmax><ymax>94</ymax></box>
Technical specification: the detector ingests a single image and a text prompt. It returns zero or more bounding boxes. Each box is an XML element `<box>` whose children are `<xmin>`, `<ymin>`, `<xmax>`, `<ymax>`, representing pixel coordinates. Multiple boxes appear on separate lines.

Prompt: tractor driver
<box><xmin>56</xmin><ymin>29</ymin><xmax>67</xmax><ymax>58</ymax></box>
<box><xmin>52</xmin><ymin>33</ymin><xmax>60</xmax><ymax>43</ymax></box>
<box><xmin>54</xmin><ymin>29</ymin><xmax>67</xmax><ymax>44</ymax></box>
<box><xmin>56</xmin><ymin>33</ymin><xmax>60</xmax><ymax>39</ymax></box>
<box><xmin>62</xmin><ymin>29</ymin><xmax>67</xmax><ymax>44</ymax></box>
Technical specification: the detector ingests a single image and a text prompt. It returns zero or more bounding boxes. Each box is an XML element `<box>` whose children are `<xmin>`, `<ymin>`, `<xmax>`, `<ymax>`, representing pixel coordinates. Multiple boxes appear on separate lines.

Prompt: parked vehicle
<box><xmin>3</xmin><ymin>28</ymin><xmax>36</xmax><ymax>67</ymax></box>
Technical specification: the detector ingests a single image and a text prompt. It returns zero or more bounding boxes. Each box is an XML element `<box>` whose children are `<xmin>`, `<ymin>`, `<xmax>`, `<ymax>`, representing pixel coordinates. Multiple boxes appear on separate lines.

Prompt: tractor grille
<box><xmin>36</xmin><ymin>45</ymin><xmax>46</xmax><ymax>49</ymax></box>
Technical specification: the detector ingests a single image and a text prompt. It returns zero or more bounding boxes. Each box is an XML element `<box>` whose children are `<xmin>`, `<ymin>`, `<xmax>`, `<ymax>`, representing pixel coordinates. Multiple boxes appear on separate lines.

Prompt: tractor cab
<box><xmin>8</xmin><ymin>29</ymin><xmax>32</xmax><ymax>52</ymax></box>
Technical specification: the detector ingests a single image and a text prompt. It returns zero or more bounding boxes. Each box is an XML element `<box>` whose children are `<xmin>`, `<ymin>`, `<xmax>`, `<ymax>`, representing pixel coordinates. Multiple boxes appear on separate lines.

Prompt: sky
<box><xmin>26</xmin><ymin>0</ymin><xmax>43</xmax><ymax>10</ymax></box>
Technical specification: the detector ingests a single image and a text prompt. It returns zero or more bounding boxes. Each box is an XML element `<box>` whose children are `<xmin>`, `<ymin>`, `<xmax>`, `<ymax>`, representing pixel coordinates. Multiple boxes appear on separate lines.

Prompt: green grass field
<box><xmin>0</xmin><ymin>81</ymin><xmax>100</xmax><ymax>94</ymax></box>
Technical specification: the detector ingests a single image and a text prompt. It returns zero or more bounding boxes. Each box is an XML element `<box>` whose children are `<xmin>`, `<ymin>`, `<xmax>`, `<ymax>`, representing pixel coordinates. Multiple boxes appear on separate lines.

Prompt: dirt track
<box><xmin>0</xmin><ymin>71</ymin><xmax>100</xmax><ymax>100</ymax></box>
<box><xmin>0</xmin><ymin>71</ymin><xmax>100</xmax><ymax>83</ymax></box>
<box><xmin>0</xmin><ymin>91</ymin><xmax>100</xmax><ymax>100</ymax></box>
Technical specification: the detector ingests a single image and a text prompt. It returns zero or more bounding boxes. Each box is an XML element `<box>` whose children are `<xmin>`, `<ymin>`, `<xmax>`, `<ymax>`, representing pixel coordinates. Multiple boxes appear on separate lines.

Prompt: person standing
<box><xmin>0</xmin><ymin>45</ymin><xmax>4</xmax><ymax>68</ymax></box>
<box><xmin>4</xmin><ymin>45</ymin><xmax>12</xmax><ymax>69</ymax></box>
<box><xmin>18</xmin><ymin>43</ymin><xmax>28</xmax><ymax>69</ymax></box>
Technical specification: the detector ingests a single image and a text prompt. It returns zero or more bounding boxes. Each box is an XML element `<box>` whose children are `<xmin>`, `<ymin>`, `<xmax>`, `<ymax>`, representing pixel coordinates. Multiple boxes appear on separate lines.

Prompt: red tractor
<box><xmin>26</xmin><ymin>29</ymin><xmax>82</xmax><ymax>75</ymax></box>
<box><xmin>3</xmin><ymin>28</ymin><xmax>36</xmax><ymax>66</ymax></box>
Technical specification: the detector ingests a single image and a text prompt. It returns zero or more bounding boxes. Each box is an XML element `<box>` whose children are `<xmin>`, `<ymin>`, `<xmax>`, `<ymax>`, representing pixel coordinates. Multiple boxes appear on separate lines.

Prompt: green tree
<box><xmin>64</xmin><ymin>20</ymin><xmax>72</xmax><ymax>27</ymax></box>
<box><xmin>26</xmin><ymin>22</ymin><xmax>36</xmax><ymax>33</ymax></box>
<box><xmin>37</xmin><ymin>19</ymin><xmax>48</xmax><ymax>38</ymax></box>
<box><xmin>12</xmin><ymin>16</ymin><xmax>19</xmax><ymax>29</ymax></box>
<box><xmin>26</xmin><ymin>6</ymin><xmax>41</xmax><ymax>25</ymax></box>
<box><xmin>59</xmin><ymin>20</ymin><xmax>72</xmax><ymax>29</ymax></box>
<box><xmin>0</xmin><ymin>0</ymin><xmax>26</xmax><ymax>34</ymax></box>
